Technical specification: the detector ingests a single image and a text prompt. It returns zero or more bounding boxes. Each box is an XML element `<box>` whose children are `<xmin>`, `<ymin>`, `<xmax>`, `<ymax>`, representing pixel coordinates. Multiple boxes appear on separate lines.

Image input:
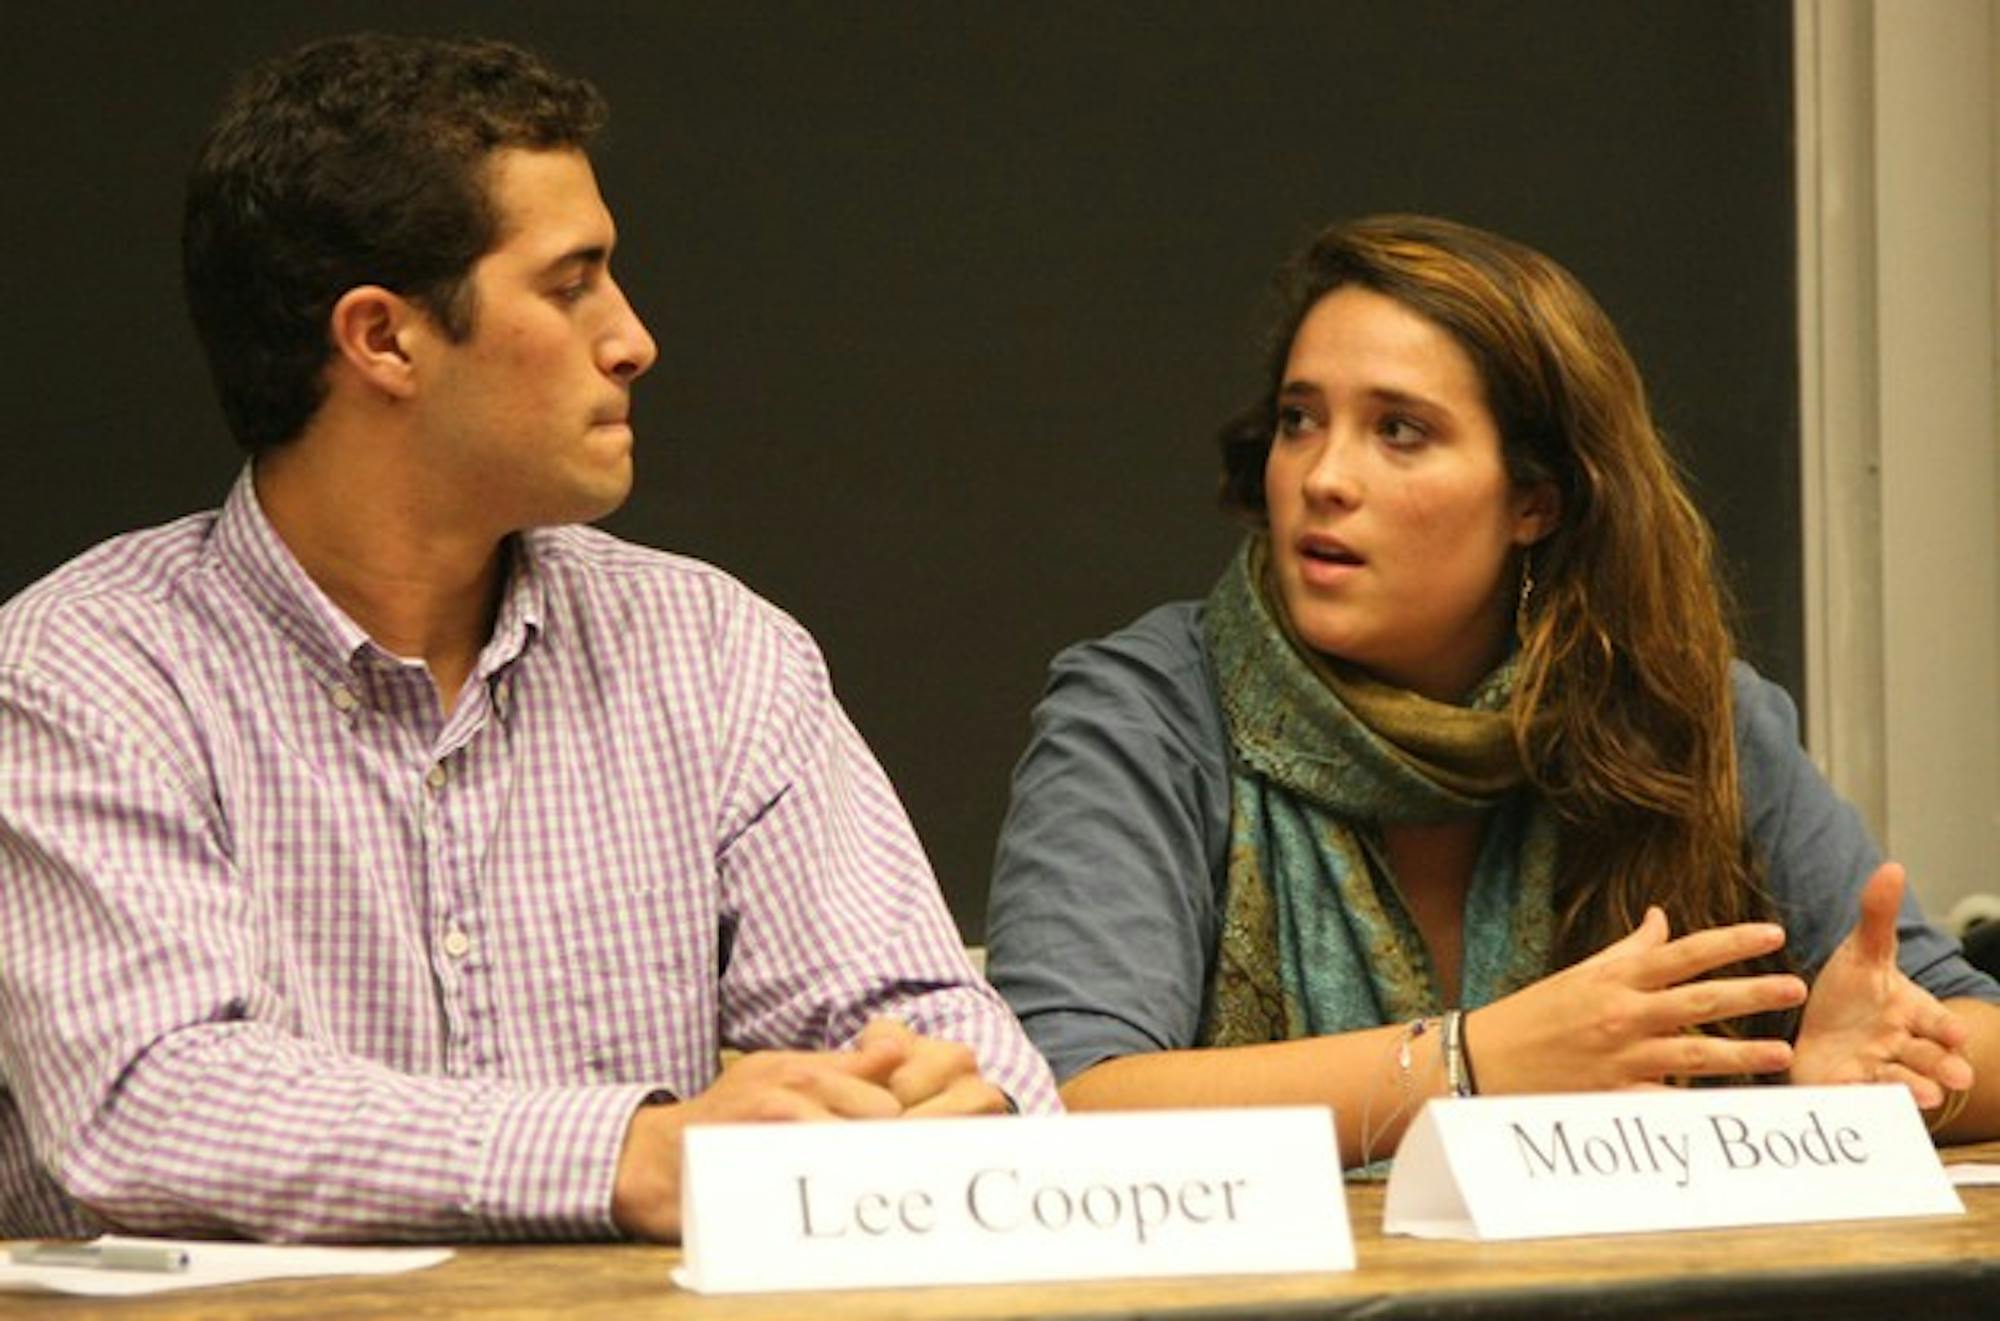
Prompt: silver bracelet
<box><xmin>1359</xmin><ymin>1016</ymin><xmax>1438</xmax><ymax>1167</ymax></box>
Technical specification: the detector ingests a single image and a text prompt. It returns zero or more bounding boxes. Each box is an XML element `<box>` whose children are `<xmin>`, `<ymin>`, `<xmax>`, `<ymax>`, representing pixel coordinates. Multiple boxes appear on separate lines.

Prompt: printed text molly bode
<box><xmin>1511</xmin><ymin>1108</ymin><xmax>1867</xmax><ymax>1189</ymax></box>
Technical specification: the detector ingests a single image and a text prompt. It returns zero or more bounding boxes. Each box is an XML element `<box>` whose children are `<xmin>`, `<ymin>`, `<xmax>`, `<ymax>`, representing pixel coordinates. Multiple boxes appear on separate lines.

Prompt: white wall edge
<box><xmin>1800</xmin><ymin>0</ymin><xmax>2000</xmax><ymax>918</ymax></box>
<box><xmin>1794</xmin><ymin>0</ymin><xmax>1888</xmax><ymax>835</ymax></box>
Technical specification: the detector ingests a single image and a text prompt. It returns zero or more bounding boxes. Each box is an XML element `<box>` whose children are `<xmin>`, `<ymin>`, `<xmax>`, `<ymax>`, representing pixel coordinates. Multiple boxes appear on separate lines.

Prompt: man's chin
<box><xmin>572</xmin><ymin>483</ymin><xmax>634</xmax><ymax>527</ymax></box>
<box><xmin>517</xmin><ymin>475</ymin><xmax>634</xmax><ymax>532</ymax></box>
<box><xmin>575</xmin><ymin>449</ymin><xmax>637</xmax><ymax>517</ymax></box>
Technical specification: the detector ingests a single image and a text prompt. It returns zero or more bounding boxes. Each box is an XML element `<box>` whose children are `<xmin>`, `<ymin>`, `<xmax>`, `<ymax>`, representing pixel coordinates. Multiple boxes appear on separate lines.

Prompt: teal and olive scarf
<box><xmin>1197</xmin><ymin>536</ymin><xmax>1556</xmax><ymax>1045</ymax></box>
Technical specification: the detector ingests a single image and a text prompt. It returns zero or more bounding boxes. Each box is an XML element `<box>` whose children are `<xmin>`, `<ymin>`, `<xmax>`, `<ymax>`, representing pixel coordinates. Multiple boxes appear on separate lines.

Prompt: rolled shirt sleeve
<box><xmin>985</xmin><ymin>603</ymin><xmax>1232</xmax><ymax>1084</ymax></box>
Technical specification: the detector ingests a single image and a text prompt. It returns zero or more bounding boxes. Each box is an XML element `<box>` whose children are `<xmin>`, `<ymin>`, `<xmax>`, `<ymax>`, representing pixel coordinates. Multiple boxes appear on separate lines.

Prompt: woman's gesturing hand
<box><xmin>1790</xmin><ymin>862</ymin><xmax>1973</xmax><ymax>1108</ymax></box>
<box><xmin>1469</xmin><ymin>909</ymin><xmax>1808</xmax><ymax>1095</ymax></box>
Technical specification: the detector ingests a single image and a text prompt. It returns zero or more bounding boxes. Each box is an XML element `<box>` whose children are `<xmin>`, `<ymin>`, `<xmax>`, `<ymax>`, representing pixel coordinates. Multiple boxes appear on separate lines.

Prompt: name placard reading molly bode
<box><xmin>1384</xmin><ymin>1084</ymin><xmax>1961</xmax><ymax>1241</ymax></box>
<box><xmin>673</xmin><ymin>1108</ymin><xmax>1352</xmax><ymax>1294</ymax></box>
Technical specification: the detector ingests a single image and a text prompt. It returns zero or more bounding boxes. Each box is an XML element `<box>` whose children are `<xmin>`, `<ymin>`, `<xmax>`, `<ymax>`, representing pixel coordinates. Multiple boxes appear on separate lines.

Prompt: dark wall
<box><xmin>0</xmin><ymin>1</ymin><xmax>1798</xmax><ymax>938</ymax></box>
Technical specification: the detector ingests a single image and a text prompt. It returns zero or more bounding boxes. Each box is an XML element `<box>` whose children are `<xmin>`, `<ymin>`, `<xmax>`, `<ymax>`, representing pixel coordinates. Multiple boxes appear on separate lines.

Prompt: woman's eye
<box><xmin>1275</xmin><ymin>404</ymin><xmax>1319</xmax><ymax>438</ymax></box>
<box><xmin>1378</xmin><ymin>415</ymin><xmax>1429</xmax><ymax>449</ymax></box>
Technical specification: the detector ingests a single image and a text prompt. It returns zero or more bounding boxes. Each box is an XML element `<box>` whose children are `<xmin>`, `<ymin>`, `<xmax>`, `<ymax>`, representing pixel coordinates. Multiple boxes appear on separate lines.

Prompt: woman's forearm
<box><xmin>1059</xmin><ymin>1026</ymin><xmax>1444</xmax><ymax>1168</ymax></box>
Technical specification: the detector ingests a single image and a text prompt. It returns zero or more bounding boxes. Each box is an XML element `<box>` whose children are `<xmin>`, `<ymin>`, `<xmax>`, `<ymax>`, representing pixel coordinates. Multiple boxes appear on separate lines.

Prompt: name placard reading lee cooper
<box><xmin>676</xmin><ymin>1109</ymin><xmax>1352</xmax><ymax>1294</ymax></box>
<box><xmin>795</xmin><ymin>1165</ymin><xmax>1252</xmax><ymax>1244</ymax></box>
<box><xmin>1385</xmin><ymin>1085</ymin><xmax>1961</xmax><ymax>1241</ymax></box>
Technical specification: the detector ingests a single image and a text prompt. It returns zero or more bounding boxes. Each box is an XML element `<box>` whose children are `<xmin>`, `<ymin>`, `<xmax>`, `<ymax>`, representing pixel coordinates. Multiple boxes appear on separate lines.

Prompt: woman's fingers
<box><xmin>1625</xmin><ymin>922</ymin><xmax>1788</xmax><ymax>991</ymax></box>
<box><xmin>1576</xmin><ymin>905</ymin><xmax>1670</xmax><ymax>969</ymax></box>
<box><xmin>1850</xmin><ymin>863</ymin><xmax>1906</xmax><ymax>967</ymax></box>
<box><xmin>1906</xmin><ymin>993</ymin><xmax>1972</xmax><ymax>1054</ymax></box>
<box><xmin>1886</xmin><ymin>1036</ymin><xmax>1967</xmax><ymax>1093</ymax></box>
<box><xmin>1643</xmin><ymin>973</ymin><xmax>1808</xmax><ymax>1034</ymax></box>
<box><xmin>1871</xmin><ymin>1060</ymin><xmax>1947</xmax><ymax>1110</ymax></box>
<box><xmin>1491</xmin><ymin>914</ymin><xmax>1809</xmax><ymax>1095</ymax></box>
<box><xmin>1624</xmin><ymin>1031</ymin><xmax>1794</xmax><ymax>1082</ymax></box>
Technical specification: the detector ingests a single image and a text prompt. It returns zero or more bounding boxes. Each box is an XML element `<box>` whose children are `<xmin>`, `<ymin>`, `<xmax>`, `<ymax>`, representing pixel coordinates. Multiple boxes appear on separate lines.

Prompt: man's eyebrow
<box><xmin>543</xmin><ymin>244</ymin><xmax>611</xmax><ymax>276</ymax></box>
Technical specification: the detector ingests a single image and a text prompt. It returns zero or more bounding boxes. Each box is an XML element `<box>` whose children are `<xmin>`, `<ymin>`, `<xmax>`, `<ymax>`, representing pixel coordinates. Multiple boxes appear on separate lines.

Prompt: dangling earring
<box><xmin>1515</xmin><ymin>553</ymin><xmax>1536</xmax><ymax>644</ymax></box>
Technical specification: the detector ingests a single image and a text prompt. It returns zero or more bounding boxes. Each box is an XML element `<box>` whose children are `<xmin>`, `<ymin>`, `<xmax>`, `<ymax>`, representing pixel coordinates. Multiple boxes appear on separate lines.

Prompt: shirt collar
<box><xmin>209</xmin><ymin>464</ymin><xmax>546</xmax><ymax>683</ymax></box>
<box><xmin>479</xmin><ymin>535</ymin><xmax>545</xmax><ymax>681</ymax></box>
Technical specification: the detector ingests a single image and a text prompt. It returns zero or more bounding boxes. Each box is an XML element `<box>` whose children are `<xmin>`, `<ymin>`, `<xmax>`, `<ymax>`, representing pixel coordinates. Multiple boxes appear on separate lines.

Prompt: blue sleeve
<box><xmin>983</xmin><ymin>604</ymin><xmax>1234</xmax><ymax>1082</ymax></box>
<box><xmin>1735</xmin><ymin>663</ymin><xmax>1999</xmax><ymax>1002</ymax></box>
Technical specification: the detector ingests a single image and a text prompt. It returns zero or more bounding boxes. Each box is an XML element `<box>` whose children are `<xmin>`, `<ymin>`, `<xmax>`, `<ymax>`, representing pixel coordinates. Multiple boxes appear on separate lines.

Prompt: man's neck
<box><xmin>252</xmin><ymin>435</ymin><xmax>505</xmax><ymax>716</ymax></box>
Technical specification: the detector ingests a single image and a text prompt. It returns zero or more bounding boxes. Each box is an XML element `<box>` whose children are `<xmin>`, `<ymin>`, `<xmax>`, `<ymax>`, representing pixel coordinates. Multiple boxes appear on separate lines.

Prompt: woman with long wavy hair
<box><xmin>984</xmin><ymin>214</ymin><xmax>1999</xmax><ymax>1166</ymax></box>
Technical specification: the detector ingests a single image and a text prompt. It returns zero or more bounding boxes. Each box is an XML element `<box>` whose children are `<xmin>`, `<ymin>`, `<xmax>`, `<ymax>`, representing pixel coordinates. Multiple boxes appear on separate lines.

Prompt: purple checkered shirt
<box><xmin>0</xmin><ymin>470</ymin><xmax>1057</xmax><ymax>1242</ymax></box>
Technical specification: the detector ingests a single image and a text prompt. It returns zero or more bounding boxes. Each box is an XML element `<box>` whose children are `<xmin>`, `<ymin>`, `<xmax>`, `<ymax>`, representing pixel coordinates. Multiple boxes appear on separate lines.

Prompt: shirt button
<box><xmin>425</xmin><ymin>763</ymin><xmax>448</xmax><ymax>790</ymax></box>
<box><xmin>330</xmin><ymin>685</ymin><xmax>359</xmax><ymax>713</ymax></box>
<box><xmin>442</xmin><ymin>928</ymin><xmax>472</xmax><ymax>959</ymax></box>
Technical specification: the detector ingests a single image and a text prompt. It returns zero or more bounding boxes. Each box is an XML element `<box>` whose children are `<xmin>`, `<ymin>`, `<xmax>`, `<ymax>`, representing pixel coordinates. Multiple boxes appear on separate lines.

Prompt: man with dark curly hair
<box><xmin>0</xmin><ymin>32</ymin><xmax>1055</xmax><ymax>1244</ymax></box>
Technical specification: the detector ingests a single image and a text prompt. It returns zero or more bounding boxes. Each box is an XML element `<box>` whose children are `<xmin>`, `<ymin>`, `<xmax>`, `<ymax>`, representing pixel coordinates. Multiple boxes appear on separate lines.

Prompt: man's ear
<box><xmin>1513</xmin><ymin>479</ymin><xmax>1562</xmax><ymax>547</ymax></box>
<box><xmin>327</xmin><ymin>286</ymin><xmax>421</xmax><ymax>399</ymax></box>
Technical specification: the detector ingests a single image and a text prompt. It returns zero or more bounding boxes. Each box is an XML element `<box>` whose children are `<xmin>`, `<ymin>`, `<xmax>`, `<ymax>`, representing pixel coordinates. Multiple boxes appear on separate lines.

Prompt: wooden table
<box><xmin>11</xmin><ymin>1143</ymin><xmax>1997</xmax><ymax>1320</ymax></box>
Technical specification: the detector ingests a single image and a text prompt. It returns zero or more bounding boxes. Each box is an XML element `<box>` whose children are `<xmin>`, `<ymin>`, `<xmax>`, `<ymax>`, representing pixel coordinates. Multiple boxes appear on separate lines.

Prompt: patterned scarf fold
<box><xmin>1198</xmin><ymin>536</ymin><xmax>1556</xmax><ymax>1045</ymax></box>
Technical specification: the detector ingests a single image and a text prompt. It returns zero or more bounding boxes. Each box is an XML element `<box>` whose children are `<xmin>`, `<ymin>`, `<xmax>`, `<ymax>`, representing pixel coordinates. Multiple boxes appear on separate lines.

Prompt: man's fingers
<box><xmin>772</xmin><ymin>1063</ymin><xmax>902</xmax><ymax>1119</ymax></box>
<box><xmin>855</xmin><ymin>1016</ymin><xmax>916</xmax><ymax>1053</ymax></box>
<box><xmin>724</xmin><ymin>1089</ymin><xmax>841</xmax><ymax>1123</ymax></box>
<box><xmin>883</xmin><ymin>1036</ymin><xmax>983</xmax><ymax>1109</ymax></box>
<box><xmin>712</xmin><ymin>1050</ymin><xmax>906</xmax><ymax>1119</ymax></box>
<box><xmin>709</xmin><ymin>1028</ymin><xmax>992</xmax><ymax>1122</ymax></box>
<box><xmin>838</xmin><ymin>1020</ymin><xmax>914</xmax><ymax>1084</ymax></box>
<box><xmin>904</xmin><ymin>1074</ymin><xmax>1010</xmax><ymax>1118</ymax></box>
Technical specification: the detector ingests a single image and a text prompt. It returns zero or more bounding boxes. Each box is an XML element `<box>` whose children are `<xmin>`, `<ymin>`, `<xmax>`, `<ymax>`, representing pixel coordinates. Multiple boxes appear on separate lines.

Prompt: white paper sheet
<box><xmin>1</xmin><ymin>1235</ymin><xmax>451</xmax><ymax>1297</ymax></box>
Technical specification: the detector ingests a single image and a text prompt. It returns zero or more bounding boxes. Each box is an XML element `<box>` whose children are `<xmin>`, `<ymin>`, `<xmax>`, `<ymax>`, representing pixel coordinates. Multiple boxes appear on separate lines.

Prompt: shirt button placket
<box><xmin>426</xmin><ymin>758</ymin><xmax>470</xmax><ymax>1069</ymax></box>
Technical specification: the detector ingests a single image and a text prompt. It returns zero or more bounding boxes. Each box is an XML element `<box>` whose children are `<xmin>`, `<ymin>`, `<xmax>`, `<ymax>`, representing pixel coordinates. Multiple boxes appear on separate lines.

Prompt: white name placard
<box><xmin>673</xmin><ymin>1108</ymin><xmax>1353</xmax><ymax>1294</ymax></box>
<box><xmin>1384</xmin><ymin>1084</ymin><xmax>1961</xmax><ymax>1241</ymax></box>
